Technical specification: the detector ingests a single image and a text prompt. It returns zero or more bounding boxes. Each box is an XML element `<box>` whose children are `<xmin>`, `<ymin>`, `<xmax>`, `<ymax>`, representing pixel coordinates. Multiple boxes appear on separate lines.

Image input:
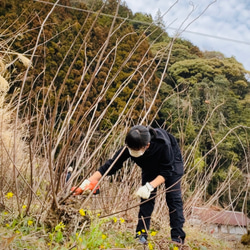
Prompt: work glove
<box><xmin>136</xmin><ymin>182</ymin><xmax>154</xmax><ymax>199</ymax></box>
<box><xmin>71</xmin><ymin>179</ymin><xmax>100</xmax><ymax>195</ymax></box>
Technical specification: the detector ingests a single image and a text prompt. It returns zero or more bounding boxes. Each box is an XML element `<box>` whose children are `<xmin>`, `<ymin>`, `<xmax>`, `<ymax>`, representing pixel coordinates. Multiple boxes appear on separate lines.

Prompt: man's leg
<box><xmin>136</xmin><ymin>191</ymin><xmax>156</xmax><ymax>240</ymax></box>
<box><xmin>165</xmin><ymin>175</ymin><xmax>186</xmax><ymax>243</ymax></box>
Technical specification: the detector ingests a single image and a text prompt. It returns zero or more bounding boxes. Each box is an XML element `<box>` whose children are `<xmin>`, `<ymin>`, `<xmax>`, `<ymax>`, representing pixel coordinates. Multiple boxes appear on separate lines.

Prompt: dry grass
<box><xmin>0</xmin><ymin>1</ymin><xmax>249</xmax><ymax>249</ymax></box>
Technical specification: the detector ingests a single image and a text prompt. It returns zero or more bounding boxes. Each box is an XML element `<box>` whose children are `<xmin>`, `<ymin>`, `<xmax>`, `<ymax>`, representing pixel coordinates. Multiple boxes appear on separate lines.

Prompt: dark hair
<box><xmin>125</xmin><ymin>125</ymin><xmax>153</xmax><ymax>150</ymax></box>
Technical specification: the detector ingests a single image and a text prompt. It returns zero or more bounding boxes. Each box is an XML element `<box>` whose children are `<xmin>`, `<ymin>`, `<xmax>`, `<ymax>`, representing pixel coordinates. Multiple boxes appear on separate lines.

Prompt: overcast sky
<box><xmin>124</xmin><ymin>0</ymin><xmax>250</xmax><ymax>71</ymax></box>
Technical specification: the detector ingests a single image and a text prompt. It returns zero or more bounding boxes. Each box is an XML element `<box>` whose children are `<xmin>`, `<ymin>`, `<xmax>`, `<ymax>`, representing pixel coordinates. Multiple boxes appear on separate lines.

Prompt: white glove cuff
<box><xmin>146</xmin><ymin>182</ymin><xmax>154</xmax><ymax>192</ymax></box>
<box><xmin>80</xmin><ymin>179</ymin><xmax>90</xmax><ymax>190</ymax></box>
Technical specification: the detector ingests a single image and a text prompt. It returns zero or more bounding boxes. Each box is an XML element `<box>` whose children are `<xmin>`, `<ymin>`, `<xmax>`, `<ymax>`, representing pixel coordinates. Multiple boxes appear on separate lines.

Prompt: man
<box><xmin>72</xmin><ymin>125</ymin><xmax>186</xmax><ymax>244</ymax></box>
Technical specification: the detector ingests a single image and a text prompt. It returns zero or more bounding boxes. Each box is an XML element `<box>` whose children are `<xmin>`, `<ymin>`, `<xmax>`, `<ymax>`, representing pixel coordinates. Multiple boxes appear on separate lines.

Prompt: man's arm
<box><xmin>150</xmin><ymin>175</ymin><xmax>165</xmax><ymax>188</ymax></box>
<box><xmin>88</xmin><ymin>171</ymin><xmax>102</xmax><ymax>182</ymax></box>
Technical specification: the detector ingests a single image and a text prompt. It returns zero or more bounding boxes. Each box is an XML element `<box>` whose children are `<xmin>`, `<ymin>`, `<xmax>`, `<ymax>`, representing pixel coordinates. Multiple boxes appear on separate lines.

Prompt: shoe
<box><xmin>172</xmin><ymin>238</ymin><xmax>184</xmax><ymax>244</ymax></box>
<box><xmin>138</xmin><ymin>235</ymin><xmax>147</xmax><ymax>244</ymax></box>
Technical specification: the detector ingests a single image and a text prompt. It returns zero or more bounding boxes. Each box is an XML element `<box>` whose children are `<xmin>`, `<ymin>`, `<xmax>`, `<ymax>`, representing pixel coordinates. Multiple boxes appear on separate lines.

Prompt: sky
<box><xmin>124</xmin><ymin>0</ymin><xmax>250</xmax><ymax>71</ymax></box>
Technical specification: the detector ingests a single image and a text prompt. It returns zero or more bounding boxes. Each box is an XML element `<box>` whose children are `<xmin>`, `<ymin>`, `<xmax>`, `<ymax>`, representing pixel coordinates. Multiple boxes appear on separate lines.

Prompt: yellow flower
<box><xmin>113</xmin><ymin>217</ymin><xmax>117</xmax><ymax>223</ymax></box>
<box><xmin>102</xmin><ymin>234</ymin><xmax>107</xmax><ymax>239</ymax></box>
<box><xmin>100</xmin><ymin>245</ymin><xmax>105</xmax><ymax>249</ymax></box>
<box><xmin>150</xmin><ymin>231</ymin><xmax>157</xmax><ymax>236</ymax></box>
<box><xmin>55</xmin><ymin>222</ymin><xmax>65</xmax><ymax>231</ymax></box>
<box><xmin>97</xmin><ymin>213</ymin><xmax>101</xmax><ymax>217</ymax></box>
<box><xmin>148</xmin><ymin>242</ymin><xmax>154</xmax><ymax>250</ymax></box>
<box><xmin>5</xmin><ymin>192</ymin><xmax>14</xmax><ymax>199</ymax></box>
<box><xmin>137</xmin><ymin>231</ymin><xmax>141</xmax><ymax>235</ymax></box>
<box><xmin>141</xmin><ymin>229</ymin><xmax>146</xmax><ymax>233</ymax></box>
<box><xmin>22</xmin><ymin>205</ymin><xmax>27</xmax><ymax>209</ymax></box>
<box><xmin>79</xmin><ymin>209</ymin><xmax>85</xmax><ymax>216</ymax></box>
<box><xmin>5</xmin><ymin>223</ymin><xmax>10</xmax><ymax>227</ymax></box>
<box><xmin>15</xmin><ymin>230</ymin><xmax>20</xmax><ymax>234</ymax></box>
<box><xmin>173</xmin><ymin>246</ymin><xmax>179</xmax><ymax>250</ymax></box>
<box><xmin>28</xmin><ymin>220</ymin><xmax>33</xmax><ymax>226</ymax></box>
<box><xmin>120</xmin><ymin>218</ymin><xmax>125</xmax><ymax>223</ymax></box>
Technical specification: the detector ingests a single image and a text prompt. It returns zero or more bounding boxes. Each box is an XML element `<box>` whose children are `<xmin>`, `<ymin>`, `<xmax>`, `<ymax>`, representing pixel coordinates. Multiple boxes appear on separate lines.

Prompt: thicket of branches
<box><xmin>0</xmin><ymin>0</ymin><xmax>249</xmax><ymax>239</ymax></box>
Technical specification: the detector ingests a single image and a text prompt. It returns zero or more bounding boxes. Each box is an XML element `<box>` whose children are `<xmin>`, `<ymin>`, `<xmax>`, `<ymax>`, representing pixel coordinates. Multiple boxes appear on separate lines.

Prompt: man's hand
<box><xmin>80</xmin><ymin>179</ymin><xmax>91</xmax><ymax>190</ymax></box>
<box><xmin>136</xmin><ymin>182</ymin><xmax>154</xmax><ymax>199</ymax></box>
<box><xmin>71</xmin><ymin>186</ymin><xmax>84</xmax><ymax>195</ymax></box>
<box><xmin>71</xmin><ymin>179</ymin><xmax>100</xmax><ymax>195</ymax></box>
<box><xmin>71</xmin><ymin>179</ymin><xmax>90</xmax><ymax>195</ymax></box>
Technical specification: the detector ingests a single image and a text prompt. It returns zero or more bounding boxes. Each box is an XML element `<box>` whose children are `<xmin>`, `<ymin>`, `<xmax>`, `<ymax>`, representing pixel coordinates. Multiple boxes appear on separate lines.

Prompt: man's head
<box><xmin>125</xmin><ymin>125</ymin><xmax>150</xmax><ymax>157</ymax></box>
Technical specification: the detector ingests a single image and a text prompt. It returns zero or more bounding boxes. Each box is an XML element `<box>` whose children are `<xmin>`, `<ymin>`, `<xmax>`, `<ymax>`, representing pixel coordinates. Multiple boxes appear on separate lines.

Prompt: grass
<box><xmin>1</xmin><ymin>4</ymin><xmax>250</xmax><ymax>249</ymax></box>
<box><xmin>0</xmin><ymin>208</ymin><xmax>249</xmax><ymax>250</ymax></box>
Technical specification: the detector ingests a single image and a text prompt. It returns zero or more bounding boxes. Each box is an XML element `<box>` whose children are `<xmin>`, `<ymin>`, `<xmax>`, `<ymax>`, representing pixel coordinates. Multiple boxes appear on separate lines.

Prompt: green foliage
<box><xmin>132</xmin><ymin>12</ymin><xmax>154</xmax><ymax>32</ymax></box>
<box><xmin>0</xmin><ymin>209</ymin><xmax>239</xmax><ymax>249</ymax></box>
<box><xmin>194</xmin><ymin>157</ymin><xmax>206</xmax><ymax>173</ymax></box>
<box><xmin>156</xmin><ymin>34</ymin><xmax>250</xmax><ymax>216</ymax></box>
<box><xmin>49</xmin><ymin>222</ymin><xmax>66</xmax><ymax>246</ymax></box>
<box><xmin>1</xmin><ymin>0</ymin><xmax>250</xmax><ymax>235</ymax></box>
<box><xmin>168</xmin><ymin>57</ymin><xmax>249</xmax><ymax>89</ymax></box>
<box><xmin>132</xmin><ymin>11</ymin><xmax>169</xmax><ymax>42</ymax></box>
<box><xmin>2</xmin><ymin>0</ymin><xmax>160</xmax><ymax>153</ymax></box>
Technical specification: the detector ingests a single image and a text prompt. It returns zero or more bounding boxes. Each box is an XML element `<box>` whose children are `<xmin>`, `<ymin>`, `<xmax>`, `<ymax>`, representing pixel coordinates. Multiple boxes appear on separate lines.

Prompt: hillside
<box><xmin>0</xmin><ymin>0</ymin><xmax>250</xmax><ymax>249</ymax></box>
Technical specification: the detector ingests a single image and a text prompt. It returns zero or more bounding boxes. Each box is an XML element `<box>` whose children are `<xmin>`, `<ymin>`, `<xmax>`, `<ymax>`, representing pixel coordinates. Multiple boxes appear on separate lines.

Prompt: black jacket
<box><xmin>98</xmin><ymin>128</ymin><xmax>184</xmax><ymax>181</ymax></box>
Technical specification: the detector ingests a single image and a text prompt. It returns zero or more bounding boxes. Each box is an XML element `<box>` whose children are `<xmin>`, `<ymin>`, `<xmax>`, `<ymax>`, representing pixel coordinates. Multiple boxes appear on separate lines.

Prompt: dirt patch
<box><xmin>153</xmin><ymin>238</ymin><xmax>191</xmax><ymax>249</ymax></box>
<box><xmin>44</xmin><ymin>196</ymin><xmax>91</xmax><ymax>237</ymax></box>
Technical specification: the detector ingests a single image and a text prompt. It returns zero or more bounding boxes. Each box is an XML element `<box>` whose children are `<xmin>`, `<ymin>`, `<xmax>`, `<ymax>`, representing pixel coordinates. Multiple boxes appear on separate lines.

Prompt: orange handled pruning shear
<box><xmin>71</xmin><ymin>180</ymin><xmax>100</xmax><ymax>195</ymax></box>
<box><xmin>85</xmin><ymin>180</ymin><xmax>100</xmax><ymax>195</ymax></box>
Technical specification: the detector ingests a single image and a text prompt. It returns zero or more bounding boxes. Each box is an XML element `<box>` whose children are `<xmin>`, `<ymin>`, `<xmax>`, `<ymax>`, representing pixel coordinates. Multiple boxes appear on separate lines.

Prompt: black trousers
<box><xmin>136</xmin><ymin>174</ymin><xmax>186</xmax><ymax>243</ymax></box>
